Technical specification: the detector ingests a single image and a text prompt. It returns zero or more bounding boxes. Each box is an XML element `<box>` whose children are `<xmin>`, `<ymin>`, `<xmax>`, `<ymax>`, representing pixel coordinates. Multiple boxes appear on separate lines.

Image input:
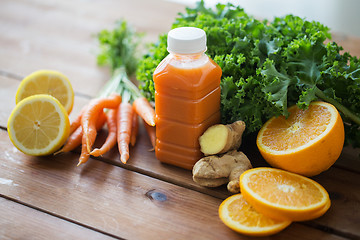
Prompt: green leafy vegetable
<box><xmin>136</xmin><ymin>0</ymin><xmax>360</xmax><ymax>148</ymax></box>
<box><xmin>97</xmin><ymin>20</ymin><xmax>143</xmax><ymax>102</ymax></box>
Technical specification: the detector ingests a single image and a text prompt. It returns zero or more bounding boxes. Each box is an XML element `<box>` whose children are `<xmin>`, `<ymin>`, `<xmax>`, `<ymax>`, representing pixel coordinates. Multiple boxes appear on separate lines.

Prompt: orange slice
<box><xmin>219</xmin><ymin>194</ymin><xmax>291</xmax><ymax>236</ymax></box>
<box><xmin>240</xmin><ymin>167</ymin><xmax>331</xmax><ymax>222</ymax></box>
<box><xmin>256</xmin><ymin>101</ymin><xmax>344</xmax><ymax>176</ymax></box>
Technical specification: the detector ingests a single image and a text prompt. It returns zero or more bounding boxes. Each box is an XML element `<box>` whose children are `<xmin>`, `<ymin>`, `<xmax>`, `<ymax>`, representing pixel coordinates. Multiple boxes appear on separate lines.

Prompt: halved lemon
<box><xmin>240</xmin><ymin>167</ymin><xmax>331</xmax><ymax>222</ymax></box>
<box><xmin>15</xmin><ymin>70</ymin><xmax>74</xmax><ymax>114</ymax></box>
<box><xmin>256</xmin><ymin>101</ymin><xmax>345</xmax><ymax>176</ymax></box>
<box><xmin>8</xmin><ymin>94</ymin><xmax>70</xmax><ymax>156</ymax></box>
<box><xmin>219</xmin><ymin>194</ymin><xmax>291</xmax><ymax>236</ymax></box>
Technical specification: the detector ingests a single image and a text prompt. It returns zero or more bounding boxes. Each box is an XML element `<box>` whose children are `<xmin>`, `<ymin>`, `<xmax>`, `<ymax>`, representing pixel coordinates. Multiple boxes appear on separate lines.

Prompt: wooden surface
<box><xmin>1</xmin><ymin>0</ymin><xmax>360</xmax><ymax>239</ymax></box>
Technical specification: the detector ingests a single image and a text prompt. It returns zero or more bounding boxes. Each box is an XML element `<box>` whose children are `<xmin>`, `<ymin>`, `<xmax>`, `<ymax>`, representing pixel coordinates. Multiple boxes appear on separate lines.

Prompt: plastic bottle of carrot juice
<box><xmin>153</xmin><ymin>27</ymin><xmax>222</xmax><ymax>170</ymax></box>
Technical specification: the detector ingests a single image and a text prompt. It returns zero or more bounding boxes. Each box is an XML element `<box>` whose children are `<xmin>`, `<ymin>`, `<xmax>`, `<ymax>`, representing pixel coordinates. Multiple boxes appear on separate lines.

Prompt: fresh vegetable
<box><xmin>56</xmin><ymin>110</ymin><xmax>107</xmax><ymax>154</ymax></box>
<box><xmin>117</xmin><ymin>102</ymin><xmax>134</xmax><ymax>164</ymax></box>
<box><xmin>130</xmin><ymin>110</ymin><xmax>139</xmax><ymax>147</ymax></box>
<box><xmin>199</xmin><ymin>120</ymin><xmax>246</xmax><ymax>155</ymax></box>
<box><xmin>257</xmin><ymin>101</ymin><xmax>344</xmax><ymax>177</ymax></box>
<box><xmin>69</xmin><ymin>106</ymin><xmax>87</xmax><ymax>135</ymax></box>
<box><xmin>133</xmin><ymin>97</ymin><xmax>155</xmax><ymax>127</ymax></box>
<box><xmin>136</xmin><ymin>0</ymin><xmax>360</xmax><ymax>148</ymax></box>
<box><xmin>81</xmin><ymin>93</ymin><xmax>122</xmax><ymax>153</ymax></box>
<box><xmin>192</xmin><ymin>150</ymin><xmax>252</xmax><ymax>193</ymax></box>
<box><xmin>142</xmin><ymin>119</ymin><xmax>156</xmax><ymax>150</ymax></box>
<box><xmin>74</xmin><ymin>94</ymin><xmax>121</xmax><ymax>166</ymax></box>
<box><xmin>78</xmin><ymin>133</ymin><xmax>90</xmax><ymax>166</ymax></box>
<box><xmin>96</xmin><ymin>20</ymin><xmax>156</xmax><ymax>161</ymax></box>
<box><xmin>90</xmin><ymin>109</ymin><xmax>118</xmax><ymax>157</ymax></box>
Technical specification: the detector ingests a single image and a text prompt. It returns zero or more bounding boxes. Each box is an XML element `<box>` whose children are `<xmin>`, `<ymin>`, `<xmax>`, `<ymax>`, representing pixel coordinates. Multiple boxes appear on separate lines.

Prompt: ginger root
<box><xmin>199</xmin><ymin>120</ymin><xmax>245</xmax><ymax>155</ymax></box>
<box><xmin>192</xmin><ymin>150</ymin><xmax>252</xmax><ymax>193</ymax></box>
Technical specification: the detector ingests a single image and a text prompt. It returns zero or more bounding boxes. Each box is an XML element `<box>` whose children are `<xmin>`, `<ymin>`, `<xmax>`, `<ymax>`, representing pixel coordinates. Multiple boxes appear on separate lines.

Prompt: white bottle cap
<box><xmin>167</xmin><ymin>27</ymin><xmax>207</xmax><ymax>54</ymax></box>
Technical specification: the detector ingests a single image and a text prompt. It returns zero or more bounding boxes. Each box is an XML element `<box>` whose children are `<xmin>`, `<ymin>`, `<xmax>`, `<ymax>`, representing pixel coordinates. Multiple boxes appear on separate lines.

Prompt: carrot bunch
<box><xmin>57</xmin><ymin>92</ymin><xmax>155</xmax><ymax>166</ymax></box>
<box><xmin>57</xmin><ymin>20</ymin><xmax>157</xmax><ymax>166</ymax></box>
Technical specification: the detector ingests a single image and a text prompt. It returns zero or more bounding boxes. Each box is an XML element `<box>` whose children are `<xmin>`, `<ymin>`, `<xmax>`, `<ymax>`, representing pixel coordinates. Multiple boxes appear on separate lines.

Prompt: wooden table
<box><xmin>1</xmin><ymin>1</ymin><xmax>359</xmax><ymax>239</ymax></box>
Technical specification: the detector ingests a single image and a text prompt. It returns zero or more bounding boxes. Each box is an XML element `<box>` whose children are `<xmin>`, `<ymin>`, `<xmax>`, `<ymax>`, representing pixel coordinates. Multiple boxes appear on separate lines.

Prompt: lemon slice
<box><xmin>15</xmin><ymin>70</ymin><xmax>74</xmax><ymax>114</ymax></box>
<box><xmin>8</xmin><ymin>94</ymin><xmax>70</xmax><ymax>156</ymax></box>
<box><xmin>219</xmin><ymin>194</ymin><xmax>291</xmax><ymax>236</ymax></box>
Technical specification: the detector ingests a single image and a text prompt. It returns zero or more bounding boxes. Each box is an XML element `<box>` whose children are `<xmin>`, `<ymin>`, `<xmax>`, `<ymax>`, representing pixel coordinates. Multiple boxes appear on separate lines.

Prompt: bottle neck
<box><xmin>167</xmin><ymin>50</ymin><xmax>209</xmax><ymax>69</ymax></box>
<box><xmin>168</xmin><ymin>50</ymin><xmax>206</xmax><ymax>60</ymax></box>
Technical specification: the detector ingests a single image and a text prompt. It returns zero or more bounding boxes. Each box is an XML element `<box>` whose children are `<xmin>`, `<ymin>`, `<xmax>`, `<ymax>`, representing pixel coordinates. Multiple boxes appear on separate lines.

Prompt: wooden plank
<box><xmin>0</xmin><ymin>129</ymin><xmax>348</xmax><ymax>240</ymax></box>
<box><xmin>1</xmin><ymin>0</ymin><xmax>359</xmax><ymax>98</ymax></box>
<box><xmin>2</xmin><ymin>75</ymin><xmax>359</xmax><ymax>238</ymax></box>
<box><xmin>1</xmin><ymin>75</ymin><xmax>359</xmax><ymax>201</ymax></box>
<box><xmin>0</xmin><ymin>0</ymin><xmax>185</xmax><ymax>96</ymax></box>
<box><xmin>0</xmin><ymin>75</ymin><xmax>232</xmax><ymax>199</ymax></box>
<box><xmin>0</xmin><ymin>197</ymin><xmax>116</xmax><ymax>240</ymax></box>
<box><xmin>310</xmin><ymin>167</ymin><xmax>360</xmax><ymax>239</ymax></box>
<box><xmin>1</xmin><ymin>0</ymin><xmax>359</xmax><ymax>239</ymax></box>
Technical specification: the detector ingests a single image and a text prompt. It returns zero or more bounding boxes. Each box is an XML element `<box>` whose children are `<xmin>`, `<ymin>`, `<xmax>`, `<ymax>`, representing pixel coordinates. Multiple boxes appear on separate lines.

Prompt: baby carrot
<box><xmin>117</xmin><ymin>102</ymin><xmax>133</xmax><ymax>164</ymax></box>
<box><xmin>56</xmin><ymin>111</ymin><xmax>106</xmax><ymax>154</ymax></box>
<box><xmin>82</xmin><ymin>93</ymin><xmax>121</xmax><ymax>153</ymax></box>
<box><xmin>90</xmin><ymin>109</ymin><xmax>118</xmax><ymax>157</ymax></box>
<box><xmin>133</xmin><ymin>97</ymin><xmax>155</xmax><ymax>127</ymax></box>
<box><xmin>78</xmin><ymin>133</ymin><xmax>90</xmax><ymax>166</ymax></box>
<box><xmin>130</xmin><ymin>109</ymin><xmax>139</xmax><ymax>147</ymax></box>
<box><xmin>143</xmin><ymin>119</ymin><xmax>156</xmax><ymax>150</ymax></box>
<box><xmin>69</xmin><ymin>105</ymin><xmax>87</xmax><ymax>135</ymax></box>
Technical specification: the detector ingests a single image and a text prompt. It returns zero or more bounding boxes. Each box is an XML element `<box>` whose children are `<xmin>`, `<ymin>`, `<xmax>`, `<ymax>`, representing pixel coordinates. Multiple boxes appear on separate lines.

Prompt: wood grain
<box><xmin>1</xmin><ymin>0</ymin><xmax>360</xmax><ymax>239</ymax></box>
<box><xmin>0</xmin><ymin>197</ymin><xmax>116</xmax><ymax>240</ymax></box>
<box><xmin>0</xmin><ymin>0</ymin><xmax>185</xmax><ymax>97</ymax></box>
<box><xmin>0</xmin><ymin>130</ymin><xmax>349</xmax><ymax>240</ymax></box>
<box><xmin>0</xmin><ymin>74</ymin><xmax>232</xmax><ymax>199</ymax></box>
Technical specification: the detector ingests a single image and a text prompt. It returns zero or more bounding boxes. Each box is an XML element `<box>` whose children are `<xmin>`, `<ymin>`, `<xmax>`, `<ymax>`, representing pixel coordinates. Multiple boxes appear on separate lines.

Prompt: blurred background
<box><xmin>167</xmin><ymin>0</ymin><xmax>360</xmax><ymax>37</ymax></box>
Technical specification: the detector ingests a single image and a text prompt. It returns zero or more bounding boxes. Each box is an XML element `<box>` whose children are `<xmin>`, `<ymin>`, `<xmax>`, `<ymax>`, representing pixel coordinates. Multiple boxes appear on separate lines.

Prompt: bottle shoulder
<box><xmin>154</xmin><ymin>53</ymin><xmax>220</xmax><ymax>74</ymax></box>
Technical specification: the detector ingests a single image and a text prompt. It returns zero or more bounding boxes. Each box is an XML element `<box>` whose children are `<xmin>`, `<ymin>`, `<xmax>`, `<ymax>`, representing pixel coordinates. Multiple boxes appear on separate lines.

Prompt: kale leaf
<box><xmin>136</xmin><ymin>0</ymin><xmax>360</xmax><ymax>148</ymax></box>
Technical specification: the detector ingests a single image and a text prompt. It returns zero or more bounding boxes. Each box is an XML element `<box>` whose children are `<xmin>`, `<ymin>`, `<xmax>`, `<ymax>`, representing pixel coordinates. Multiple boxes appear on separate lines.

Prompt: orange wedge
<box><xmin>256</xmin><ymin>101</ymin><xmax>344</xmax><ymax>176</ymax></box>
<box><xmin>219</xmin><ymin>194</ymin><xmax>291</xmax><ymax>236</ymax></box>
<box><xmin>240</xmin><ymin>167</ymin><xmax>331</xmax><ymax>222</ymax></box>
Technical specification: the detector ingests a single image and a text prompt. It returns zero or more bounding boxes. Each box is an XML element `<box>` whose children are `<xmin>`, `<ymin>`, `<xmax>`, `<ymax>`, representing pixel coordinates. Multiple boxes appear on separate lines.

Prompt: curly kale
<box><xmin>136</xmin><ymin>1</ymin><xmax>360</xmax><ymax>148</ymax></box>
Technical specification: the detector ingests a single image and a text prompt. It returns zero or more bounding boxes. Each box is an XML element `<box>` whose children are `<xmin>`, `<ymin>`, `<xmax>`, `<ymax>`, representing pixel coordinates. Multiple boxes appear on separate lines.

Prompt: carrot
<box><xmin>55</xmin><ymin>111</ymin><xmax>106</xmax><ymax>154</ymax></box>
<box><xmin>133</xmin><ymin>97</ymin><xmax>155</xmax><ymax>127</ymax></box>
<box><xmin>69</xmin><ymin>105</ymin><xmax>87</xmax><ymax>135</ymax></box>
<box><xmin>81</xmin><ymin>93</ymin><xmax>121</xmax><ymax>153</ymax></box>
<box><xmin>117</xmin><ymin>102</ymin><xmax>133</xmax><ymax>164</ymax></box>
<box><xmin>143</xmin><ymin>119</ymin><xmax>156</xmax><ymax>150</ymax></box>
<box><xmin>78</xmin><ymin>133</ymin><xmax>90</xmax><ymax>166</ymax></box>
<box><xmin>90</xmin><ymin>109</ymin><xmax>118</xmax><ymax>157</ymax></box>
<box><xmin>130</xmin><ymin>109</ymin><xmax>139</xmax><ymax>147</ymax></box>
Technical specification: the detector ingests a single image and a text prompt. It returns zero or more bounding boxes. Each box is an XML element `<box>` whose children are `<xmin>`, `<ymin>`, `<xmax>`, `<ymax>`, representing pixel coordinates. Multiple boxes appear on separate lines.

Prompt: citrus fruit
<box><xmin>256</xmin><ymin>101</ymin><xmax>344</xmax><ymax>176</ymax></box>
<box><xmin>240</xmin><ymin>167</ymin><xmax>331</xmax><ymax>222</ymax></box>
<box><xmin>219</xmin><ymin>193</ymin><xmax>291</xmax><ymax>236</ymax></box>
<box><xmin>8</xmin><ymin>94</ymin><xmax>70</xmax><ymax>156</ymax></box>
<box><xmin>15</xmin><ymin>70</ymin><xmax>74</xmax><ymax>114</ymax></box>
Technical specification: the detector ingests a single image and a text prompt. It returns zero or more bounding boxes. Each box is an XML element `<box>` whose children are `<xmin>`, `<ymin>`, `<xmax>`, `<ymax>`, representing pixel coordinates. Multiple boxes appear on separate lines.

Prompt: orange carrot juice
<box><xmin>153</xmin><ymin>27</ymin><xmax>222</xmax><ymax>169</ymax></box>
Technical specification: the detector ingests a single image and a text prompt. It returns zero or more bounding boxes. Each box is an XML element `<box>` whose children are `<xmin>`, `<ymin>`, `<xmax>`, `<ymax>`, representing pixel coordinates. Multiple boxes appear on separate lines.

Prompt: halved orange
<box><xmin>256</xmin><ymin>101</ymin><xmax>344</xmax><ymax>176</ymax></box>
<box><xmin>219</xmin><ymin>193</ymin><xmax>291</xmax><ymax>236</ymax></box>
<box><xmin>240</xmin><ymin>167</ymin><xmax>331</xmax><ymax>222</ymax></box>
